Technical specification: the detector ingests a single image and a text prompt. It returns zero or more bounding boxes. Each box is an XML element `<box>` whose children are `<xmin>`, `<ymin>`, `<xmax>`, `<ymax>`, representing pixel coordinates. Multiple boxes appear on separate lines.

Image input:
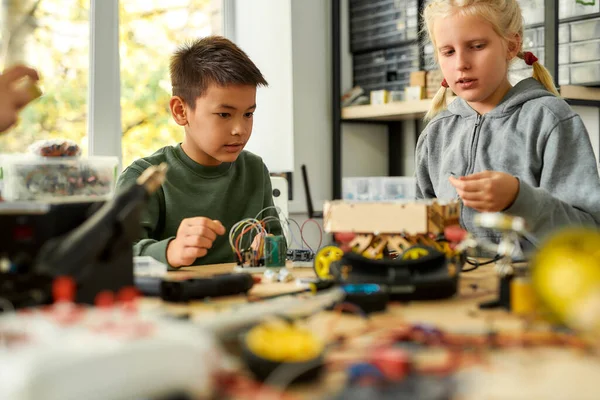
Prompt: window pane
<box><xmin>120</xmin><ymin>0</ymin><xmax>222</xmax><ymax>169</ymax></box>
<box><xmin>0</xmin><ymin>0</ymin><xmax>89</xmax><ymax>154</ymax></box>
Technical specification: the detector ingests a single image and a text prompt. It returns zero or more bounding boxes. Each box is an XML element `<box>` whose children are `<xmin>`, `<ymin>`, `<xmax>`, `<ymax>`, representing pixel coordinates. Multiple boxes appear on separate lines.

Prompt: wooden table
<box><xmin>145</xmin><ymin>263</ymin><xmax>600</xmax><ymax>400</ymax></box>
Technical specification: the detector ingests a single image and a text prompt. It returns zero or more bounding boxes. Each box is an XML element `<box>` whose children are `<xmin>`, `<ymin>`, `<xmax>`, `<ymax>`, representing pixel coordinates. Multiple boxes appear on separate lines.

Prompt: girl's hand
<box><xmin>449</xmin><ymin>171</ymin><xmax>519</xmax><ymax>212</ymax></box>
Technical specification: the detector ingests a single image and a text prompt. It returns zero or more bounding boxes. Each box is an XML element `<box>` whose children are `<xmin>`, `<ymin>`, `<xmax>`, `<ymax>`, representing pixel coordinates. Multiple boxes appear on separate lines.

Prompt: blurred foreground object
<box><xmin>0</xmin><ymin>64</ymin><xmax>41</xmax><ymax>133</ymax></box>
<box><xmin>531</xmin><ymin>227</ymin><xmax>600</xmax><ymax>333</ymax></box>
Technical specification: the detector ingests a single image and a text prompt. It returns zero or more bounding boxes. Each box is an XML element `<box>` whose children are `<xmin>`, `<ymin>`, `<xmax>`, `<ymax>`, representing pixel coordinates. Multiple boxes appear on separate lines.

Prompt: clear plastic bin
<box><xmin>0</xmin><ymin>154</ymin><xmax>119</xmax><ymax>202</ymax></box>
<box><xmin>560</xmin><ymin>1</ymin><xmax>600</xmax><ymax>20</ymax></box>
<box><xmin>570</xmin><ymin>17</ymin><xmax>600</xmax><ymax>43</ymax></box>
<box><xmin>343</xmin><ymin>176</ymin><xmax>416</xmax><ymax>202</ymax></box>
<box><xmin>570</xmin><ymin>39</ymin><xmax>600</xmax><ymax>64</ymax></box>
<box><xmin>569</xmin><ymin>60</ymin><xmax>600</xmax><ymax>85</ymax></box>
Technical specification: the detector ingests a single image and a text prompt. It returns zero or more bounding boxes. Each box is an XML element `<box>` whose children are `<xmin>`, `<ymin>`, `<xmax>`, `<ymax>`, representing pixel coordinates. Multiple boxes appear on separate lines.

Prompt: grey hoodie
<box><xmin>416</xmin><ymin>78</ymin><xmax>600</xmax><ymax>243</ymax></box>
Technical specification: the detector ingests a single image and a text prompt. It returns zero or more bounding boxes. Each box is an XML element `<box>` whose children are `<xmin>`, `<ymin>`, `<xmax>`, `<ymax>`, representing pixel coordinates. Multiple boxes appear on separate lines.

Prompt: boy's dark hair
<box><xmin>170</xmin><ymin>36</ymin><xmax>268</xmax><ymax>109</ymax></box>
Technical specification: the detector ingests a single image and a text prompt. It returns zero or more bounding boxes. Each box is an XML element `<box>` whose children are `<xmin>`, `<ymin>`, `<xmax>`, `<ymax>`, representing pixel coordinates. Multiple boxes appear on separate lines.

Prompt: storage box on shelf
<box><xmin>519</xmin><ymin>0</ymin><xmax>600</xmax><ymax>23</ymax></box>
<box><xmin>350</xmin><ymin>0</ymin><xmax>420</xmax><ymax>96</ymax></box>
<box><xmin>511</xmin><ymin>16</ymin><xmax>600</xmax><ymax>86</ymax></box>
<box><xmin>350</xmin><ymin>0</ymin><xmax>418</xmax><ymax>53</ymax></box>
<box><xmin>343</xmin><ymin>176</ymin><xmax>416</xmax><ymax>201</ymax></box>
<box><xmin>0</xmin><ymin>154</ymin><xmax>118</xmax><ymax>202</ymax></box>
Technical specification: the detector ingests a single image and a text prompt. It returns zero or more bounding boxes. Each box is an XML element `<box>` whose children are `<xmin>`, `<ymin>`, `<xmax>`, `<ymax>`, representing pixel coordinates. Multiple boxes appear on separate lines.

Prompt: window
<box><xmin>119</xmin><ymin>0</ymin><xmax>223</xmax><ymax>169</ymax></box>
<box><xmin>0</xmin><ymin>0</ymin><xmax>89</xmax><ymax>154</ymax></box>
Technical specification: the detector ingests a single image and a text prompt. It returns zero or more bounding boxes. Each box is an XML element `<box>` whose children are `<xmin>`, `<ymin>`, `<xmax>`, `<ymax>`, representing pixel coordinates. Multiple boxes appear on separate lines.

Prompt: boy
<box><xmin>116</xmin><ymin>36</ymin><xmax>282</xmax><ymax>268</ymax></box>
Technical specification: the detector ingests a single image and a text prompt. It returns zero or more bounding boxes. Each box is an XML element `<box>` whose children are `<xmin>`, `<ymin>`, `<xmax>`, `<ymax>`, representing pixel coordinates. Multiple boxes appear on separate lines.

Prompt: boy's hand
<box><xmin>0</xmin><ymin>64</ymin><xmax>40</xmax><ymax>133</ymax></box>
<box><xmin>167</xmin><ymin>217</ymin><xmax>226</xmax><ymax>267</ymax></box>
<box><xmin>449</xmin><ymin>171</ymin><xmax>519</xmax><ymax>213</ymax></box>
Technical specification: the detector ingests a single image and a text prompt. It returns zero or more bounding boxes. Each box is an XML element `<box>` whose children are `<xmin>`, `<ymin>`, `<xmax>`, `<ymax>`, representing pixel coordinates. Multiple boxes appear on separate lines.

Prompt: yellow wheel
<box><xmin>402</xmin><ymin>247</ymin><xmax>429</xmax><ymax>260</ymax></box>
<box><xmin>361</xmin><ymin>248</ymin><xmax>384</xmax><ymax>260</ymax></box>
<box><xmin>314</xmin><ymin>246</ymin><xmax>344</xmax><ymax>279</ymax></box>
<box><xmin>531</xmin><ymin>228</ymin><xmax>600</xmax><ymax>332</ymax></box>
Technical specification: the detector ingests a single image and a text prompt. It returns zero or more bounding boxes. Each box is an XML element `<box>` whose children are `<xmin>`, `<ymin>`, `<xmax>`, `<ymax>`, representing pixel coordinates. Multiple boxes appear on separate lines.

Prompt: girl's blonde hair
<box><xmin>422</xmin><ymin>0</ymin><xmax>560</xmax><ymax>121</ymax></box>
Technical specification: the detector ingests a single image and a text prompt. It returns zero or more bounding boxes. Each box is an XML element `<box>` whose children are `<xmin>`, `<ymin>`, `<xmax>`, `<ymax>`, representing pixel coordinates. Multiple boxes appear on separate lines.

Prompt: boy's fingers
<box><xmin>182</xmin><ymin>216</ymin><xmax>212</xmax><ymax>226</ymax></box>
<box><xmin>182</xmin><ymin>247</ymin><xmax>208</xmax><ymax>260</ymax></box>
<box><xmin>182</xmin><ymin>235</ymin><xmax>213</xmax><ymax>249</ymax></box>
<box><xmin>182</xmin><ymin>225</ymin><xmax>217</xmax><ymax>241</ymax></box>
<box><xmin>183</xmin><ymin>217</ymin><xmax>225</xmax><ymax>235</ymax></box>
<box><xmin>212</xmin><ymin>219</ymin><xmax>226</xmax><ymax>235</ymax></box>
<box><xmin>0</xmin><ymin>65</ymin><xmax>39</xmax><ymax>85</ymax></box>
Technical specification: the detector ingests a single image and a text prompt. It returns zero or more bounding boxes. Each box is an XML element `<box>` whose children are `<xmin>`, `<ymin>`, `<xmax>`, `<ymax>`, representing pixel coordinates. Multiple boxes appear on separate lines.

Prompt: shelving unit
<box><xmin>331</xmin><ymin>0</ymin><xmax>600</xmax><ymax>199</ymax></box>
<box><xmin>341</xmin><ymin>86</ymin><xmax>600</xmax><ymax>122</ymax></box>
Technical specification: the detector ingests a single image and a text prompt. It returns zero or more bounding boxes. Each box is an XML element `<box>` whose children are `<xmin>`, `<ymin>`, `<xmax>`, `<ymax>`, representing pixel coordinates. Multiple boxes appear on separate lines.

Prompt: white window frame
<box><xmin>88</xmin><ymin>0</ymin><xmax>122</xmax><ymax>169</ymax></box>
<box><xmin>88</xmin><ymin>0</ymin><xmax>231</xmax><ymax>172</ymax></box>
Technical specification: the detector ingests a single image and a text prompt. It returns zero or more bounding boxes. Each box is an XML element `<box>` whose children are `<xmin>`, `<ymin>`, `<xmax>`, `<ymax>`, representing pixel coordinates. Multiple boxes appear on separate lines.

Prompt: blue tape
<box><xmin>341</xmin><ymin>283</ymin><xmax>382</xmax><ymax>295</ymax></box>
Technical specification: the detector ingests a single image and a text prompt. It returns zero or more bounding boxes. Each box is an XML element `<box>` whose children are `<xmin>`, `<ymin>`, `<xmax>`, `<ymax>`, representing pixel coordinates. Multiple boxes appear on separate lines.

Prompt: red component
<box><xmin>95</xmin><ymin>291</ymin><xmax>115</xmax><ymax>308</ymax></box>
<box><xmin>117</xmin><ymin>286</ymin><xmax>140</xmax><ymax>303</ymax></box>
<box><xmin>444</xmin><ymin>225</ymin><xmax>467</xmax><ymax>243</ymax></box>
<box><xmin>52</xmin><ymin>276</ymin><xmax>76</xmax><ymax>303</ymax></box>
<box><xmin>334</xmin><ymin>232</ymin><xmax>356</xmax><ymax>244</ymax></box>
<box><xmin>252</xmin><ymin>275</ymin><xmax>262</xmax><ymax>284</ymax></box>
<box><xmin>370</xmin><ymin>347</ymin><xmax>411</xmax><ymax>380</ymax></box>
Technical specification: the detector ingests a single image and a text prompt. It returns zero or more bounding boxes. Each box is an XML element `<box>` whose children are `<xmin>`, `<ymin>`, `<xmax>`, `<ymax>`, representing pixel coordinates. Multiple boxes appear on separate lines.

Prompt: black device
<box><xmin>0</xmin><ymin>201</ymin><xmax>104</xmax><ymax>273</ymax></box>
<box><xmin>0</xmin><ymin>164</ymin><xmax>167</xmax><ymax>307</ymax></box>
<box><xmin>159</xmin><ymin>273</ymin><xmax>255</xmax><ymax>303</ymax></box>
<box><xmin>287</xmin><ymin>248</ymin><xmax>315</xmax><ymax>262</ymax></box>
<box><xmin>335</xmin><ymin>247</ymin><xmax>461</xmax><ymax>301</ymax></box>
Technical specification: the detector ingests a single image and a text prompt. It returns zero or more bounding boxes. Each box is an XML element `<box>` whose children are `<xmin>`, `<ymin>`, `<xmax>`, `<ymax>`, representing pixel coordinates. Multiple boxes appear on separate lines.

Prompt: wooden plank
<box><xmin>341</xmin><ymin>97</ymin><xmax>455</xmax><ymax>122</ymax></box>
<box><xmin>342</xmin><ymin>99</ymin><xmax>431</xmax><ymax>121</ymax></box>
<box><xmin>561</xmin><ymin>85</ymin><xmax>600</xmax><ymax>101</ymax></box>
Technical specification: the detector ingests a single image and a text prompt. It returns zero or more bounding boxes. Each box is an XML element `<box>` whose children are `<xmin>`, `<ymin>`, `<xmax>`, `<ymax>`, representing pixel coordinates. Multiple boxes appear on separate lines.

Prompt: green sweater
<box><xmin>116</xmin><ymin>144</ymin><xmax>282</xmax><ymax>267</ymax></box>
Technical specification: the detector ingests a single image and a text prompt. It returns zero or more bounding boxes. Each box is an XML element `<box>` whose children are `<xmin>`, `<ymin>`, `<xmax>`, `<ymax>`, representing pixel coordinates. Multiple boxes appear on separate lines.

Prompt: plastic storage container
<box><xmin>353</xmin><ymin>44</ymin><xmax>419</xmax><ymax>94</ymax></box>
<box><xmin>0</xmin><ymin>154</ymin><xmax>119</xmax><ymax>202</ymax></box>
<box><xmin>570</xmin><ymin>17</ymin><xmax>600</xmax><ymax>43</ymax></box>
<box><xmin>343</xmin><ymin>176</ymin><xmax>416</xmax><ymax>201</ymax></box>
<box><xmin>350</xmin><ymin>0</ymin><xmax>418</xmax><ymax>53</ymax></box>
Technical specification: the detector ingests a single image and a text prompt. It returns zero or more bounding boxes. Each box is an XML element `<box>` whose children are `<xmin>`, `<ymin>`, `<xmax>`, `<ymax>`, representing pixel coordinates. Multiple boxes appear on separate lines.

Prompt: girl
<box><xmin>416</xmin><ymin>0</ymin><xmax>600</xmax><ymax>244</ymax></box>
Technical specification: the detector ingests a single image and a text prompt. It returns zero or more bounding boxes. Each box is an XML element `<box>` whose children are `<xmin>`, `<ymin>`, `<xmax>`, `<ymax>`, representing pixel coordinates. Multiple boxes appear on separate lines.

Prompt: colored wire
<box><xmin>255</xmin><ymin>205</ymin><xmax>301</xmax><ymax>248</ymax></box>
<box><xmin>255</xmin><ymin>205</ymin><xmax>284</xmax><ymax>221</ymax></box>
<box><xmin>229</xmin><ymin>218</ymin><xmax>263</xmax><ymax>251</ymax></box>
<box><xmin>229</xmin><ymin>218</ymin><xmax>266</xmax><ymax>261</ymax></box>
<box><xmin>300</xmin><ymin>218</ymin><xmax>323</xmax><ymax>252</ymax></box>
<box><xmin>260</xmin><ymin>215</ymin><xmax>303</xmax><ymax>249</ymax></box>
<box><xmin>285</xmin><ymin>217</ymin><xmax>303</xmax><ymax>248</ymax></box>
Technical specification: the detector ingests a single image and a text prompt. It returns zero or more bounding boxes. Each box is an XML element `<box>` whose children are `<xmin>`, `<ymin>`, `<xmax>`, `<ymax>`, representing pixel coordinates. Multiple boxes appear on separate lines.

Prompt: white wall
<box><xmin>287</xmin><ymin>0</ymin><xmax>332</xmax><ymax>213</ymax></box>
<box><xmin>573</xmin><ymin>106</ymin><xmax>600</xmax><ymax>166</ymax></box>
<box><xmin>233</xmin><ymin>0</ymin><xmax>295</xmax><ymax>173</ymax></box>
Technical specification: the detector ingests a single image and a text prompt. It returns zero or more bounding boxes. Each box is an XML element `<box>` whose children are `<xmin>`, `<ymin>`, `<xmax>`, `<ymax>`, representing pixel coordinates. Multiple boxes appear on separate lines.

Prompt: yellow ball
<box><xmin>531</xmin><ymin>228</ymin><xmax>600</xmax><ymax>331</ymax></box>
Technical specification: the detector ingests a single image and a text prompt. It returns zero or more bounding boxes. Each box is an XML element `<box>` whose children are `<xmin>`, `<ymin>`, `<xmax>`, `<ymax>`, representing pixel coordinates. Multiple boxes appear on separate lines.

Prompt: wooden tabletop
<box><xmin>145</xmin><ymin>263</ymin><xmax>600</xmax><ymax>400</ymax></box>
